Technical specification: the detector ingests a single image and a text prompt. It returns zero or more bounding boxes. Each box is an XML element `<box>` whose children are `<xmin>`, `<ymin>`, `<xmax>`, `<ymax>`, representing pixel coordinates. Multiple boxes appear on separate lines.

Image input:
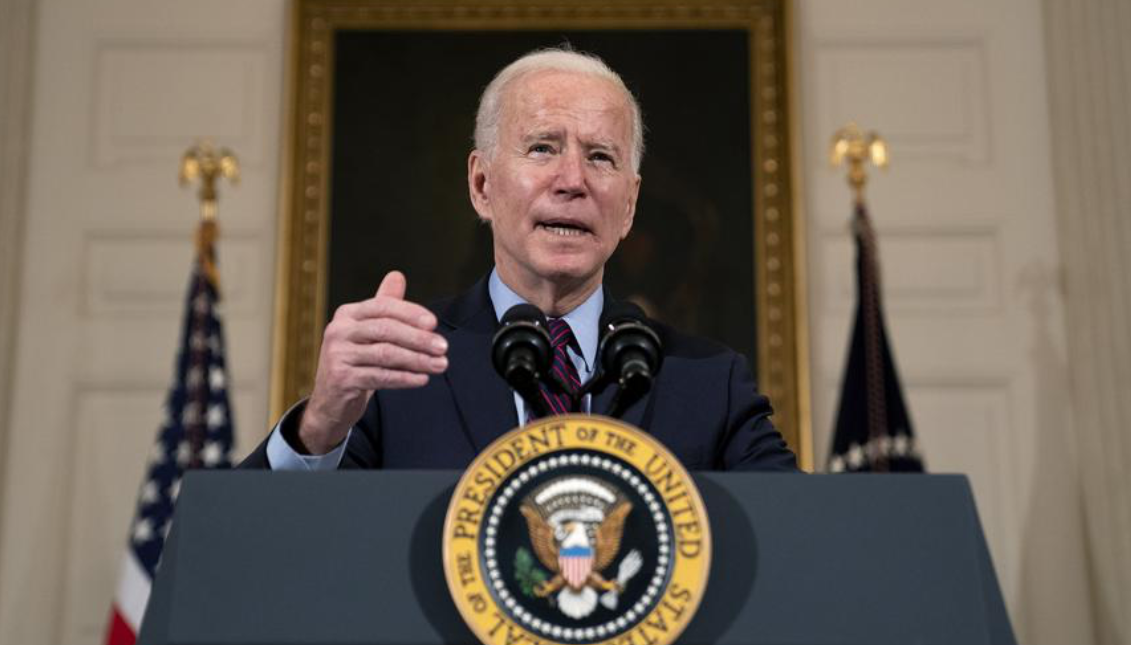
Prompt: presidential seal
<box><xmin>443</xmin><ymin>415</ymin><xmax>710</xmax><ymax>645</ymax></box>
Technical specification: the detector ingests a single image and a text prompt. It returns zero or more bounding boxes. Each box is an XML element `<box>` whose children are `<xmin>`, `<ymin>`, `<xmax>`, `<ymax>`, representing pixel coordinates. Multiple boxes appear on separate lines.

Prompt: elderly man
<box><xmin>242</xmin><ymin>48</ymin><xmax>796</xmax><ymax>471</ymax></box>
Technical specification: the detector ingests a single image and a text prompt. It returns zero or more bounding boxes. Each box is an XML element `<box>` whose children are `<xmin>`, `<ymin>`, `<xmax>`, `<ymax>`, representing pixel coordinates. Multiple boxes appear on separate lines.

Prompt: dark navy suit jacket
<box><xmin>242</xmin><ymin>277</ymin><xmax>797</xmax><ymax>471</ymax></box>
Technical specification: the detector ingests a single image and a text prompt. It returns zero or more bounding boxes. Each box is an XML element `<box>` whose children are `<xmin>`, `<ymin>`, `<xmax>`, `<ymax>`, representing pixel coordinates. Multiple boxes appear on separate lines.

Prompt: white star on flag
<box><xmin>176</xmin><ymin>441</ymin><xmax>192</xmax><ymax>466</ymax></box>
<box><xmin>132</xmin><ymin>518</ymin><xmax>153</xmax><ymax>544</ymax></box>
<box><xmin>190</xmin><ymin>332</ymin><xmax>207</xmax><ymax>351</ymax></box>
<box><xmin>829</xmin><ymin>456</ymin><xmax>845</xmax><ymax>473</ymax></box>
<box><xmin>139</xmin><ymin>481</ymin><xmax>159</xmax><ymax>505</ymax></box>
<box><xmin>185</xmin><ymin>367</ymin><xmax>204</xmax><ymax>388</ymax></box>
<box><xmin>108</xmin><ymin>232</ymin><xmax>235</xmax><ymax>645</ymax></box>
<box><xmin>206</xmin><ymin>403</ymin><xmax>226</xmax><ymax>430</ymax></box>
<box><xmin>202</xmin><ymin>441</ymin><xmax>224</xmax><ymax>467</ymax></box>
<box><xmin>893</xmin><ymin>433</ymin><xmax>910</xmax><ymax>456</ymax></box>
<box><xmin>183</xmin><ymin>401</ymin><xmax>201</xmax><ymax>426</ymax></box>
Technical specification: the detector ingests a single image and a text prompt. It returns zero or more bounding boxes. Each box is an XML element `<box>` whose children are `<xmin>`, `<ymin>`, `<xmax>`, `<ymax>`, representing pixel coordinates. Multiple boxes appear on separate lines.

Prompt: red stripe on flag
<box><xmin>105</xmin><ymin>606</ymin><xmax>137</xmax><ymax>645</ymax></box>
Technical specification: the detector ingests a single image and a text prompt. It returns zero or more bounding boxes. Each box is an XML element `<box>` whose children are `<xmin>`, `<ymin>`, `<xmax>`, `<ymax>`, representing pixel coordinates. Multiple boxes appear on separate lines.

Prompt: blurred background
<box><xmin>0</xmin><ymin>1</ymin><xmax>1127</xmax><ymax>644</ymax></box>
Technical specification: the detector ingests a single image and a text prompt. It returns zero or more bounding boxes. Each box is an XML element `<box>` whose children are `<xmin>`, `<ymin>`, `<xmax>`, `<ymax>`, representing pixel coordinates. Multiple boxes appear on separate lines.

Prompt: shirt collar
<box><xmin>488</xmin><ymin>268</ymin><xmax>602</xmax><ymax>371</ymax></box>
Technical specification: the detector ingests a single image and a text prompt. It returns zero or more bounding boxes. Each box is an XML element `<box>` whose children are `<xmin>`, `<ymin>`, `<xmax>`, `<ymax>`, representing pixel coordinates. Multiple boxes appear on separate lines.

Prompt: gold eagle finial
<box><xmin>829</xmin><ymin>122</ymin><xmax>888</xmax><ymax>206</ymax></box>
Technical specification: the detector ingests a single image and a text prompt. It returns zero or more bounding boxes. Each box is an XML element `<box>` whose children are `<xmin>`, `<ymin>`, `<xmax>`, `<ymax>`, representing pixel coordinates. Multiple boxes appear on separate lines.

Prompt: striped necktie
<box><xmin>539</xmin><ymin>318</ymin><xmax>582</xmax><ymax>415</ymax></box>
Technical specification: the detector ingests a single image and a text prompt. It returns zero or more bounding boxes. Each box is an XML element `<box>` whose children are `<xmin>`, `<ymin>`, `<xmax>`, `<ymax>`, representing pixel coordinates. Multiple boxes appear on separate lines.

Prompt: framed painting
<box><xmin>272</xmin><ymin>0</ymin><xmax>810</xmax><ymax>466</ymax></box>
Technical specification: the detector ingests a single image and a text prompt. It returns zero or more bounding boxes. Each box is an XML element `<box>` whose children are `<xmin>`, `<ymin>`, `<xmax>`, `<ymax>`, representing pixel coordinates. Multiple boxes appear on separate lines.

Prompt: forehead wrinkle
<box><xmin>501</xmin><ymin>71</ymin><xmax>634</xmax><ymax>149</ymax></box>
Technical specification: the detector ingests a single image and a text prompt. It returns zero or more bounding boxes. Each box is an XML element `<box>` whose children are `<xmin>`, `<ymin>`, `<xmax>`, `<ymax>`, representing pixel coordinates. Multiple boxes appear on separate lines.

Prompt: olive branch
<box><xmin>514</xmin><ymin>547</ymin><xmax>548</xmax><ymax>597</ymax></box>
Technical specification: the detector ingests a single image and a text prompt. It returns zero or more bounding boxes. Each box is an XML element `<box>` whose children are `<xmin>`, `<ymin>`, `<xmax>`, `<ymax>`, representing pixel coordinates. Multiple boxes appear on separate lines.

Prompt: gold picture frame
<box><xmin>271</xmin><ymin>0</ymin><xmax>811</xmax><ymax>468</ymax></box>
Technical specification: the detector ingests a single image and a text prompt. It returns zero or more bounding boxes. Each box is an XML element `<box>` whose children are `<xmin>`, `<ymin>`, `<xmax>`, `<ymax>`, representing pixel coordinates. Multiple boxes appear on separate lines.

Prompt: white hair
<box><xmin>473</xmin><ymin>48</ymin><xmax>645</xmax><ymax>172</ymax></box>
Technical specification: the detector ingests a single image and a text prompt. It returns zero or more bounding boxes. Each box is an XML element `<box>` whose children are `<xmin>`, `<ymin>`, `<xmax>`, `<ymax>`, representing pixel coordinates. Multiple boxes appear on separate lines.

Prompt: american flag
<box><xmin>104</xmin><ymin>223</ymin><xmax>235</xmax><ymax>645</ymax></box>
<box><xmin>828</xmin><ymin>203</ymin><xmax>923</xmax><ymax>473</ymax></box>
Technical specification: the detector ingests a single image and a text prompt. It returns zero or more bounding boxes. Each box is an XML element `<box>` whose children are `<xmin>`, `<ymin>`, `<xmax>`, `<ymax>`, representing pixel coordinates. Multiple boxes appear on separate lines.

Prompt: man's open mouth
<box><xmin>537</xmin><ymin>220</ymin><xmax>592</xmax><ymax>237</ymax></box>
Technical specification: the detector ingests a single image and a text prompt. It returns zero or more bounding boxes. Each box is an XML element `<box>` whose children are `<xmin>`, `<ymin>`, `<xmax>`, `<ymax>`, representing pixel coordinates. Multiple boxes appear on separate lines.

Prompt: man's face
<box><xmin>469</xmin><ymin>70</ymin><xmax>641</xmax><ymax>296</ymax></box>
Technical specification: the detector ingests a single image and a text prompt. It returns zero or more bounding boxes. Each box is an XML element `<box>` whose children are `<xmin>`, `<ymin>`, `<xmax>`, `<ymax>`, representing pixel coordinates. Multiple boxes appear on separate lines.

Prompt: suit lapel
<box><xmin>439</xmin><ymin>278</ymin><xmax>519</xmax><ymax>453</ymax></box>
<box><xmin>590</xmin><ymin>379</ymin><xmax>651</xmax><ymax>428</ymax></box>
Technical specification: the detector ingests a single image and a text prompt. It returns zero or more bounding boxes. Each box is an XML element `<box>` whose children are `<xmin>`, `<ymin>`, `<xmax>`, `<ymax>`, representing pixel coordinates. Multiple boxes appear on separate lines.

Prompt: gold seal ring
<box><xmin>443</xmin><ymin>414</ymin><xmax>711</xmax><ymax>645</ymax></box>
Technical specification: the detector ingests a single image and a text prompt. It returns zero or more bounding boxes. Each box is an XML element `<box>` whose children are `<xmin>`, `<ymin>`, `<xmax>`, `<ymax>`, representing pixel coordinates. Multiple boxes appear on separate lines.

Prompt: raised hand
<box><xmin>297</xmin><ymin>271</ymin><xmax>449</xmax><ymax>454</ymax></box>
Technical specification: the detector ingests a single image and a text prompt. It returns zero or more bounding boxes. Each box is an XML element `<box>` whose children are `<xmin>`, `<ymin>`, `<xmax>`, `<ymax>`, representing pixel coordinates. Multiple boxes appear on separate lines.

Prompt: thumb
<box><xmin>376</xmin><ymin>270</ymin><xmax>406</xmax><ymax>300</ymax></box>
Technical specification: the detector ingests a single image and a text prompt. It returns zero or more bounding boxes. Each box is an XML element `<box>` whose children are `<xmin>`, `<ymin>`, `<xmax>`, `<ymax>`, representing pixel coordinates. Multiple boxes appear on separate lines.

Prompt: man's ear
<box><xmin>467</xmin><ymin>149</ymin><xmax>492</xmax><ymax>223</ymax></box>
<box><xmin>620</xmin><ymin>173</ymin><xmax>642</xmax><ymax>239</ymax></box>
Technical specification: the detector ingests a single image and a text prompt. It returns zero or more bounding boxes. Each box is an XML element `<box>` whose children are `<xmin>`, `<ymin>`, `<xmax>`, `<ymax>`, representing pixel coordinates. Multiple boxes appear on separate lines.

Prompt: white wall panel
<box><xmin>798</xmin><ymin>0</ymin><xmax>1093</xmax><ymax>642</ymax></box>
<box><xmin>907</xmin><ymin>382</ymin><xmax>1017</xmax><ymax>568</ymax></box>
<box><xmin>92</xmin><ymin>40</ymin><xmax>269</xmax><ymax>168</ymax></box>
<box><xmin>1042</xmin><ymin>0</ymin><xmax>1131</xmax><ymax>641</ymax></box>
<box><xmin>816</xmin><ymin>39</ymin><xmax>991</xmax><ymax>163</ymax></box>
<box><xmin>83</xmin><ymin>231</ymin><xmax>264</xmax><ymax>317</ymax></box>
<box><xmin>0</xmin><ymin>2</ymin><xmax>286</xmax><ymax>643</ymax></box>
<box><xmin>819</xmin><ymin>226</ymin><xmax>1002</xmax><ymax>313</ymax></box>
<box><xmin>0</xmin><ymin>0</ymin><xmax>37</xmax><ymax>539</ymax></box>
<box><xmin>0</xmin><ymin>1</ymin><xmax>1106</xmax><ymax>644</ymax></box>
<box><xmin>59</xmin><ymin>385</ymin><xmax>256</xmax><ymax>644</ymax></box>
<box><xmin>59</xmin><ymin>387</ymin><xmax>167</xmax><ymax>645</ymax></box>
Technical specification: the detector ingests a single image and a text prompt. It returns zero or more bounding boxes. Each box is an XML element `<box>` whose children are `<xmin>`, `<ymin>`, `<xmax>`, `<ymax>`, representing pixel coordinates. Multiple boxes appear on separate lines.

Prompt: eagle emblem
<box><xmin>519</xmin><ymin>476</ymin><xmax>643</xmax><ymax>620</ymax></box>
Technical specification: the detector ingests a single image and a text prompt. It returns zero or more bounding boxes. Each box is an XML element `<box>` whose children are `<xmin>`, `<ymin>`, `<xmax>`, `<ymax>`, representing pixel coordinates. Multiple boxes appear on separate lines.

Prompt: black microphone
<box><xmin>596</xmin><ymin>301</ymin><xmax>662</xmax><ymax>417</ymax></box>
<box><xmin>492</xmin><ymin>304</ymin><xmax>553</xmax><ymax>417</ymax></box>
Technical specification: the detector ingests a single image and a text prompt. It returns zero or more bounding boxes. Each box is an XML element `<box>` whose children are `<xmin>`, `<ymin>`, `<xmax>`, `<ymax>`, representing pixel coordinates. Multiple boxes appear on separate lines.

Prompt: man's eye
<box><xmin>529</xmin><ymin>144</ymin><xmax>555</xmax><ymax>155</ymax></box>
<box><xmin>590</xmin><ymin>152</ymin><xmax>616</xmax><ymax>166</ymax></box>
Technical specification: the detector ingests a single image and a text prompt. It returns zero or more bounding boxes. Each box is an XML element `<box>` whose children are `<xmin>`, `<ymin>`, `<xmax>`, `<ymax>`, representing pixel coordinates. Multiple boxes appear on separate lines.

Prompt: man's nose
<box><xmin>553</xmin><ymin>149</ymin><xmax>587</xmax><ymax>199</ymax></box>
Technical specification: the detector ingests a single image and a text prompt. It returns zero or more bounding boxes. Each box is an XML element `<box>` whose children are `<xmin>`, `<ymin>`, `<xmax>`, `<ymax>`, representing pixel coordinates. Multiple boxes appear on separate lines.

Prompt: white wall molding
<box><xmin>814</xmin><ymin>35</ymin><xmax>992</xmax><ymax>164</ymax></box>
<box><xmin>90</xmin><ymin>37</ymin><xmax>271</xmax><ymax>169</ymax></box>
<box><xmin>81</xmin><ymin>229</ymin><xmax>264</xmax><ymax>319</ymax></box>
<box><xmin>0</xmin><ymin>3</ymin><xmax>285</xmax><ymax>642</ymax></box>
<box><xmin>817</xmin><ymin>224</ymin><xmax>1004</xmax><ymax>314</ymax></box>
<box><xmin>0</xmin><ymin>0</ymin><xmax>37</xmax><ymax>620</ymax></box>
<box><xmin>799</xmin><ymin>1</ymin><xmax>1094</xmax><ymax>642</ymax></box>
<box><xmin>1043</xmin><ymin>0</ymin><xmax>1131</xmax><ymax>642</ymax></box>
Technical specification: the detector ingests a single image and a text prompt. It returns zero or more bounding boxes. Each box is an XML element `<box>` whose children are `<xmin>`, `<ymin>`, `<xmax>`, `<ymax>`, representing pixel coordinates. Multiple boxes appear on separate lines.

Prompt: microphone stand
<box><xmin>519</xmin><ymin>384</ymin><xmax>552</xmax><ymax>419</ymax></box>
<box><xmin>572</xmin><ymin>371</ymin><xmax>641</xmax><ymax>420</ymax></box>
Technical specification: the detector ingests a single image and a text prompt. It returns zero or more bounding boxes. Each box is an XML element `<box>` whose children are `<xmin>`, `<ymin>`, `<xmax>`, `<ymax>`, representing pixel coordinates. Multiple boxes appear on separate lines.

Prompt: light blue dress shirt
<box><xmin>265</xmin><ymin>268</ymin><xmax>602</xmax><ymax>470</ymax></box>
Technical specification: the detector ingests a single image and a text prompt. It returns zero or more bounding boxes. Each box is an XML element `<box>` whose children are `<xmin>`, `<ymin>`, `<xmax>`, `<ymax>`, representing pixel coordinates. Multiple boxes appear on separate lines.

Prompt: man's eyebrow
<box><xmin>519</xmin><ymin>131</ymin><xmax>624</xmax><ymax>157</ymax></box>
<box><xmin>585</xmin><ymin>140</ymin><xmax>623</xmax><ymax>156</ymax></box>
<box><xmin>522</xmin><ymin>130</ymin><xmax>564</xmax><ymax>142</ymax></box>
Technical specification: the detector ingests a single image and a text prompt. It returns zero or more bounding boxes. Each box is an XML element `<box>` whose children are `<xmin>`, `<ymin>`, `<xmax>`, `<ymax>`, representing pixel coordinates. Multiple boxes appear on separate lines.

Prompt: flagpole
<box><xmin>104</xmin><ymin>143</ymin><xmax>241</xmax><ymax>645</ymax></box>
<box><xmin>826</xmin><ymin>124</ymin><xmax>922</xmax><ymax>474</ymax></box>
<box><xmin>830</xmin><ymin>124</ymin><xmax>890</xmax><ymax>470</ymax></box>
<box><xmin>179</xmin><ymin>140</ymin><xmax>240</xmax><ymax>290</ymax></box>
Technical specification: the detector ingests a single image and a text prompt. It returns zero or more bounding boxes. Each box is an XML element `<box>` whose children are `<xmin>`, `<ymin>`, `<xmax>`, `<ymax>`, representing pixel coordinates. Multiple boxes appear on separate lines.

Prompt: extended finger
<box><xmin>375</xmin><ymin>270</ymin><xmax>406</xmax><ymax>300</ymax></box>
<box><xmin>346</xmin><ymin>342</ymin><xmax>449</xmax><ymax>374</ymax></box>
<box><xmin>343</xmin><ymin>366</ymin><xmax>430</xmax><ymax>391</ymax></box>
<box><xmin>348</xmin><ymin>296</ymin><xmax>437</xmax><ymax>330</ymax></box>
<box><xmin>344</xmin><ymin>317</ymin><xmax>448</xmax><ymax>356</ymax></box>
<box><xmin>346</xmin><ymin>318</ymin><xmax>447</xmax><ymax>356</ymax></box>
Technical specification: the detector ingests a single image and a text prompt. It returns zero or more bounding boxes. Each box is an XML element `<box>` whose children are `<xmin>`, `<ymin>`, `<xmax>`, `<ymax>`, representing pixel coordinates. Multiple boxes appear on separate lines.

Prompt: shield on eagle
<box><xmin>558</xmin><ymin>544</ymin><xmax>594</xmax><ymax>589</ymax></box>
